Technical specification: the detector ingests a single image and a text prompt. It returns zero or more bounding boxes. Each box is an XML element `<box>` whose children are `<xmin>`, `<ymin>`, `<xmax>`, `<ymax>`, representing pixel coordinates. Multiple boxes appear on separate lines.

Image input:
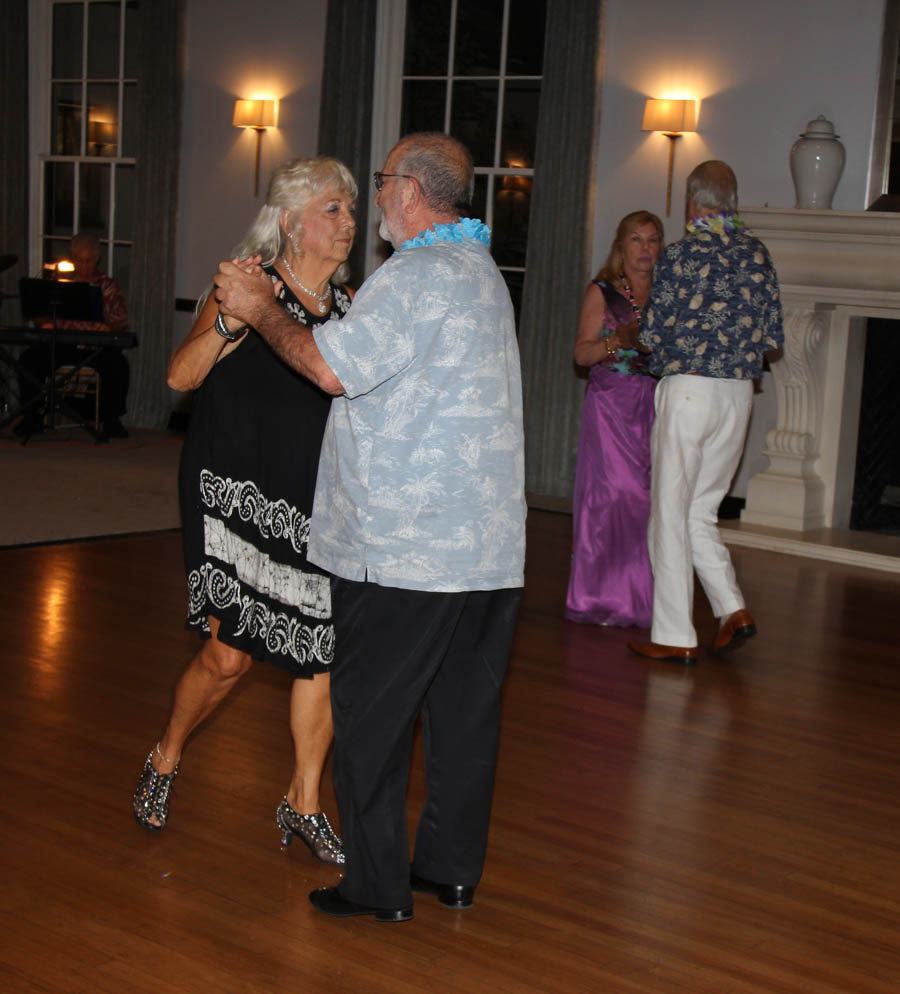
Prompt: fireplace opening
<box><xmin>850</xmin><ymin>317</ymin><xmax>900</xmax><ymax>535</ymax></box>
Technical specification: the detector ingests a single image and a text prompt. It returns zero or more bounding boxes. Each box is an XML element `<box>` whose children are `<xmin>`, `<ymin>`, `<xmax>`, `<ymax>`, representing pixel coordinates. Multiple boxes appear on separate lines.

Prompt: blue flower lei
<box><xmin>686</xmin><ymin>211</ymin><xmax>746</xmax><ymax>236</ymax></box>
<box><xmin>400</xmin><ymin>217</ymin><xmax>491</xmax><ymax>251</ymax></box>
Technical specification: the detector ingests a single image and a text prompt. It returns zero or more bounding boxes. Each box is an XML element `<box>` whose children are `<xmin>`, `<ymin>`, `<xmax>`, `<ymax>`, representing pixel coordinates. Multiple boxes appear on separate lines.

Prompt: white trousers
<box><xmin>648</xmin><ymin>374</ymin><xmax>754</xmax><ymax>647</ymax></box>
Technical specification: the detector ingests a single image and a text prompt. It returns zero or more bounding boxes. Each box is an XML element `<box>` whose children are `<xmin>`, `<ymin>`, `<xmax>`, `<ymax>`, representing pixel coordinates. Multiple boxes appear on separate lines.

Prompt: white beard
<box><xmin>379</xmin><ymin>213</ymin><xmax>400</xmax><ymax>250</ymax></box>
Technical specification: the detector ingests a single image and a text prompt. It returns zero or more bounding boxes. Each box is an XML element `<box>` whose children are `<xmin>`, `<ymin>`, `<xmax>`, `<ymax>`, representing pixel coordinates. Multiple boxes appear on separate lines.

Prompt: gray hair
<box><xmin>686</xmin><ymin>160</ymin><xmax>738</xmax><ymax>214</ymax></box>
<box><xmin>197</xmin><ymin>156</ymin><xmax>357</xmax><ymax>312</ymax></box>
<box><xmin>234</xmin><ymin>156</ymin><xmax>358</xmax><ymax>281</ymax></box>
<box><xmin>393</xmin><ymin>132</ymin><xmax>474</xmax><ymax>215</ymax></box>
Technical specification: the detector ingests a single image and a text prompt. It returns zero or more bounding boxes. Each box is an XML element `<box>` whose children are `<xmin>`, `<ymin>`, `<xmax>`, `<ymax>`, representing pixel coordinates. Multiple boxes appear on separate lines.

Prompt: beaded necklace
<box><xmin>619</xmin><ymin>278</ymin><xmax>644</xmax><ymax>325</ymax></box>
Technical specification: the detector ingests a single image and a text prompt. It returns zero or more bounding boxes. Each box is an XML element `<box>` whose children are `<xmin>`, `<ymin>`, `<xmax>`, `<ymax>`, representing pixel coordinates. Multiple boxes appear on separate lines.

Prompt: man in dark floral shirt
<box><xmin>629</xmin><ymin>160</ymin><xmax>783</xmax><ymax>665</ymax></box>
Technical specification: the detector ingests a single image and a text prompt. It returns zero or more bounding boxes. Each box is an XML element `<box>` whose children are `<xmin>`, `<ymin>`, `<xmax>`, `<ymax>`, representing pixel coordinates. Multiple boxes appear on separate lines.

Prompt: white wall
<box><xmin>169</xmin><ymin>0</ymin><xmax>888</xmax><ymax>489</ymax></box>
<box><xmin>173</xmin><ymin>0</ymin><xmax>887</xmax><ymax>302</ymax></box>
<box><xmin>593</xmin><ymin>0</ymin><xmax>886</xmax><ymax>497</ymax></box>
<box><xmin>594</xmin><ymin>0</ymin><xmax>885</xmax><ymax>254</ymax></box>
<box><xmin>174</xmin><ymin>0</ymin><xmax>328</xmax><ymax>320</ymax></box>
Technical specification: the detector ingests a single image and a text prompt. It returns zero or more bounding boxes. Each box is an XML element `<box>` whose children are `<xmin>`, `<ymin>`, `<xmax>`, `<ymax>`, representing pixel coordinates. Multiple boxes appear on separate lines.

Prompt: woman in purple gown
<box><xmin>565</xmin><ymin>211</ymin><xmax>664</xmax><ymax>628</ymax></box>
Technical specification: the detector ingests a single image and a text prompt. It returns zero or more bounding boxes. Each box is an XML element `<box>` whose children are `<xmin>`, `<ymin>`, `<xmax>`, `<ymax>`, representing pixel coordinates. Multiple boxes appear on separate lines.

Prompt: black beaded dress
<box><xmin>178</xmin><ymin>270</ymin><xmax>351</xmax><ymax>676</ymax></box>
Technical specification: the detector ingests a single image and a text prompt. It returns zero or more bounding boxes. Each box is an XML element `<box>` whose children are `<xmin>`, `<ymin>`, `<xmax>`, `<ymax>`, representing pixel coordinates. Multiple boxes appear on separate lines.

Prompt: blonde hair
<box><xmin>594</xmin><ymin>210</ymin><xmax>664</xmax><ymax>286</ymax></box>
<box><xmin>197</xmin><ymin>156</ymin><xmax>357</xmax><ymax>312</ymax></box>
<box><xmin>234</xmin><ymin>156</ymin><xmax>358</xmax><ymax>282</ymax></box>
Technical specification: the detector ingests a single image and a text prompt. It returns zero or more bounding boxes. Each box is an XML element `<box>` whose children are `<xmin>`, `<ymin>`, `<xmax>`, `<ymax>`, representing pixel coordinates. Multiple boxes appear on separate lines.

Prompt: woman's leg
<box><xmin>154</xmin><ymin>615</ymin><xmax>253</xmax><ymax>775</ymax></box>
<box><xmin>285</xmin><ymin>672</ymin><xmax>333</xmax><ymax>813</ymax></box>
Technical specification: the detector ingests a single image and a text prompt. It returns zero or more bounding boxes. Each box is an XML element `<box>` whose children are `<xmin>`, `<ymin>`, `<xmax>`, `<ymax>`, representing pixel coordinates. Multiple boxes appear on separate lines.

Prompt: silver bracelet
<box><xmin>215</xmin><ymin>312</ymin><xmax>247</xmax><ymax>341</ymax></box>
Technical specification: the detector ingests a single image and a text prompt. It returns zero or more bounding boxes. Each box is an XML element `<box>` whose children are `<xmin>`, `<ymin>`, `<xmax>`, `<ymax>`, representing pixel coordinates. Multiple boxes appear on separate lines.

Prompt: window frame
<box><xmin>28</xmin><ymin>0</ymin><xmax>137</xmax><ymax>285</ymax></box>
<box><xmin>868</xmin><ymin>0</ymin><xmax>900</xmax><ymax>204</ymax></box>
<box><xmin>368</xmin><ymin>0</ymin><xmax>540</xmax><ymax>293</ymax></box>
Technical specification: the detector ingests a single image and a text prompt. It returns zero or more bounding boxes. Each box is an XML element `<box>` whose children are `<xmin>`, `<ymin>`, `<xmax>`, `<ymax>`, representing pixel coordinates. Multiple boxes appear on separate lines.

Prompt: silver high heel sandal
<box><xmin>133</xmin><ymin>744</ymin><xmax>179</xmax><ymax>831</ymax></box>
<box><xmin>276</xmin><ymin>798</ymin><xmax>345</xmax><ymax>865</ymax></box>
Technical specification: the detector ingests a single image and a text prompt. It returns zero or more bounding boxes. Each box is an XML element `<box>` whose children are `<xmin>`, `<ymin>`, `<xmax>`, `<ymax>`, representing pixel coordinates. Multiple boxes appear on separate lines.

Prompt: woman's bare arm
<box><xmin>573</xmin><ymin>284</ymin><xmax>626</xmax><ymax>367</ymax></box>
<box><xmin>166</xmin><ymin>288</ymin><xmax>250</xmax><ymax>392</ymax></box>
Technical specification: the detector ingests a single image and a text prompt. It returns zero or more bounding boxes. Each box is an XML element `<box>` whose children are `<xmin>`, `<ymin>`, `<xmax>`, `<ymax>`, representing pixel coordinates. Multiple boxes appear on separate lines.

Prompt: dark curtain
<box><xmin>317</xmin><ymin>0</ymin><xmax>378</xmax><ymax>288</ymax></box>
<box><xmin>127</xmin><ymin>0</ymin><xmax>185</xmax><ymax>428</ymax></box>
<box><xmin>0</xmin><ymin>0</ymin><xmax>28</xmax><ymax>337</ymax></box>
<box><xmin>518</xmin><ymin>0</ymin><xmax>605</xmax><ymax>499</ymax></box>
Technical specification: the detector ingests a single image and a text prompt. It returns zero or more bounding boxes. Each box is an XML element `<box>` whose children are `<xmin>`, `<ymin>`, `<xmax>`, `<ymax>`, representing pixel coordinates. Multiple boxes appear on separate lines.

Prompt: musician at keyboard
<box><xmin>15</xmin><ymin>232</ymin><xmax>130</xmax><ymax>439</ymax></box>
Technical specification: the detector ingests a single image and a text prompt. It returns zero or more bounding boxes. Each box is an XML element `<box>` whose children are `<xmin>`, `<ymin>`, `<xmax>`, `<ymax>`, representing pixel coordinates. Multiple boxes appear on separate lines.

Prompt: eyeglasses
<box><xmin>373</xmin><ymin>171</ymin><xmax>418</xmax><ymax>192</ymax></box>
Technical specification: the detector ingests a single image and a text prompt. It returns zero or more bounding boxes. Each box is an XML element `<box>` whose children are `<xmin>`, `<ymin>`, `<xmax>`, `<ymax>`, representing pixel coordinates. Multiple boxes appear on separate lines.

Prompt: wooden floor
<box><xmin>2</xmin><ymin>511</ymin><xmax>899</xmax><ymax>993</ymax></box>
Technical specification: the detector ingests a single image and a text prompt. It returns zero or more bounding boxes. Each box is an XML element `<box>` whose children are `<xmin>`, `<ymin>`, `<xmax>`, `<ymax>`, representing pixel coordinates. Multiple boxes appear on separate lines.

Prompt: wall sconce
<box><xmin>499</xmin><ymin>156</ymin><xmax>533</xmax><ymax>196</ymax></box>
<box><xmin>233</xmin><ymin>99</ymin><xmax>277</xmax><ymax>197</ymax></box>
<box><xmin>88</xmin><ymin>119</ymin><xmax>118</xmax><ymax>153</ymax></box>
<box><xmin>500</xmin><ymin>174</ymin><xmax>532</xmax><ymax>193</ymax></box>
<box><xmin>641</xmin><ymin>98</ymin><xmax>698</xmax><ymax>216</ymax></box>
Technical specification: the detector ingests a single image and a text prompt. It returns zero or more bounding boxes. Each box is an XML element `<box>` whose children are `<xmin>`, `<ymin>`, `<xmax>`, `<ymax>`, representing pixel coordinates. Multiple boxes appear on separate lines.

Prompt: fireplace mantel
<box><xmin>741</xmin><ymin>207</ymin><xmax>900</xmax><ymax>301</ymax></box>
<box><xmin>736</xmin><ymin>207</ymin><xmax>900</xmax><ymax>539</ymax></box>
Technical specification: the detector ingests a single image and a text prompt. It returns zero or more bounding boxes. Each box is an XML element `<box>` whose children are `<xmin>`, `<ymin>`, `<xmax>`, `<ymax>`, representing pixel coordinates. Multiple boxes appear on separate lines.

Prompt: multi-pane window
<box><xmin>400</xmin><ymin>0</ymin><xmax>546</xmax><ymax>320</ymax></box>
<box><xmin>40</xmin><ymin>0</ymin><xmax>137</xmax><ymax>291</ymax></box>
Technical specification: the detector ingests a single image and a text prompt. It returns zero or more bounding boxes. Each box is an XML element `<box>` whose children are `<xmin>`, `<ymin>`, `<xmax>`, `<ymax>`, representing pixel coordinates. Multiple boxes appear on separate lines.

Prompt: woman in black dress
<box><xmin>133</xmin><ymin>157</ymin><xmax>356</xmax><ymax>865</ymax></box>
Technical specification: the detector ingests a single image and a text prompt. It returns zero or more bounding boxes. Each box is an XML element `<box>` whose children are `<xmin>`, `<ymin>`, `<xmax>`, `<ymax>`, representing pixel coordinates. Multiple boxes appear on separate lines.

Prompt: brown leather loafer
<box><xmin>628</xmin><ymin>639</ymin><xmax>698</xmax><ymax>665</ymax></box>
<box><xmin>713</xmin><ymin>609</ymin><xmax>756</xmax><ymax>654</ymax></box>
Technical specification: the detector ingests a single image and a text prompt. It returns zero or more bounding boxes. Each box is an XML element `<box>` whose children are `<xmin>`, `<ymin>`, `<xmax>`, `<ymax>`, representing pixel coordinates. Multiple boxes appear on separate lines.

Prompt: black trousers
<box><xmin>17</xmin><ymin>343</ymin><xmax>130</xmax><ymax>422</ymax></box>
<box><xmin>329</xmin><ymin>578</ymin><xmax>522</xmax><ymax>909</ymax></box>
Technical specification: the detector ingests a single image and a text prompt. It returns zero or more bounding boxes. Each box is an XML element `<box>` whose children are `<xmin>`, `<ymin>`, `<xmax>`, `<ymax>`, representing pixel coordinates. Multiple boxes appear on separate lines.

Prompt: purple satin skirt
<box><xmin>565</xmin><ymin>365</ymin><xmax>655</xmax><ymax>629</ymax></box>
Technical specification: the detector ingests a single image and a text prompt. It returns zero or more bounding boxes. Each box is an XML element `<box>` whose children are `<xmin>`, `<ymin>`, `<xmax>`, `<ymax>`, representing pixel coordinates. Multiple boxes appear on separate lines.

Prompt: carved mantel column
<box><xmin>736</xmin><ymin>208</ymin><xmax>900</xmax><ymax>532</ymax></box>
<box><xmin>742</xmin><ymin>303</ymin><xmax>828</xmax><ymax>529</ymax></box>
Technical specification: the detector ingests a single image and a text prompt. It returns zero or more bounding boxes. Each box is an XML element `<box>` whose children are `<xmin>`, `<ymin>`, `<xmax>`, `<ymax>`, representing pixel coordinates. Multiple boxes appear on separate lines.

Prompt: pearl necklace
<box><xmin>281</xmin><ymin>254</ymin><xmax>331</xmax><ymax>314</ymax></box>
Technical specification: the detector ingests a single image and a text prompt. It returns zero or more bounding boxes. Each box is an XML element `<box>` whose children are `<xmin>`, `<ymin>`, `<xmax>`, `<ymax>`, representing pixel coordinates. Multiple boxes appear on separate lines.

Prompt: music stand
<box><xmin>20</xmin><ymin>277</ymin><xmax>104</xmax><ymax>325</ymax></box>
<box><xmin>18</xmin><ymin>277</ymin><xmax>105</xmax><ymax>437</ymax></box>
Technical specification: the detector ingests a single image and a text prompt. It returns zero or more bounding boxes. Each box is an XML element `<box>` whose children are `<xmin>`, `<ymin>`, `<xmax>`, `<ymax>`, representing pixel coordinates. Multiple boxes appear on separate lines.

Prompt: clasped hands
<box><xmin>604</xmin><ymin>320</ymin><xmax>649</xmax><ymax>356</ymax></box>
<box><xmin>214</xmin><ymin>255</ymin><xmax>282</xmax><ymax>329</ymax></box>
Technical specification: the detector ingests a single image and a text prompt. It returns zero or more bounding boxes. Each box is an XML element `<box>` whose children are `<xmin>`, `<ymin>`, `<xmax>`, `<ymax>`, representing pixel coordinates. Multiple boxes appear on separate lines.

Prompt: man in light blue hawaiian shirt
<box><xmin>628</xmin><ymin>160</ymin><xmax>783</xmax><ymax>666</ymax></box>
<box><xmin>215</xmin><ymin>133</ymin><xmax>526</xmax><ymax>923</ymax></box>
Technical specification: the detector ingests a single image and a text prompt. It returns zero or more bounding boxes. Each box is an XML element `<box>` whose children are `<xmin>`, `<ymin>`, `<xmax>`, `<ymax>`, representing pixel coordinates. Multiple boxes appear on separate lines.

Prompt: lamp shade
<box><xmin>233</xmin><ymin>99</ymin><xmax>276</xmax><ymax>129</ymax></box>
<box><xmin>641</xmin><ymin>99</ymin><xmax>697</xmax><ymax>134</ymax></box>
<box><xmin>88</xmin><ymin>120</ymin><xmax>117</xmax><ymax>144</ymax></box>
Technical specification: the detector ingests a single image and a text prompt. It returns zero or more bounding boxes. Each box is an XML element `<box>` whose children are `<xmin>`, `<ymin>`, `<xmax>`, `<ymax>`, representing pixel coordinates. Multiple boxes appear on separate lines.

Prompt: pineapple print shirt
<box><xmin>640</xmin><ymin>216</ymin><xmax>784</xmax><ymax>380</ymax></box>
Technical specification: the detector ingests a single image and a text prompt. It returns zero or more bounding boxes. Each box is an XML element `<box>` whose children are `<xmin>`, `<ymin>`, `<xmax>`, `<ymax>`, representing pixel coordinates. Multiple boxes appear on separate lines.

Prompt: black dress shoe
<box><xmin>410</xmin><ymin>871</ymin><xmax>475</xmax><ymax>909</ymax></box>
<box><xmin>308</xmin><ymin>885</ymin><xmax>413</xmax><ymax>922</ymax></box>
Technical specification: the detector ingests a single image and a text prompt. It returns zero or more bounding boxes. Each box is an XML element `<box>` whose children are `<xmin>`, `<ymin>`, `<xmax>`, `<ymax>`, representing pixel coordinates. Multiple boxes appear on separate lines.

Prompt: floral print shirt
<box><xmin>639</xmin><ymin>218</ymin><xmax>784</xmax><ymax>379</ymax></box>
<box><xmin>309</xmin><ymin>229</ymin><xmax>526</xmax><ymax>593</ymax></box>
